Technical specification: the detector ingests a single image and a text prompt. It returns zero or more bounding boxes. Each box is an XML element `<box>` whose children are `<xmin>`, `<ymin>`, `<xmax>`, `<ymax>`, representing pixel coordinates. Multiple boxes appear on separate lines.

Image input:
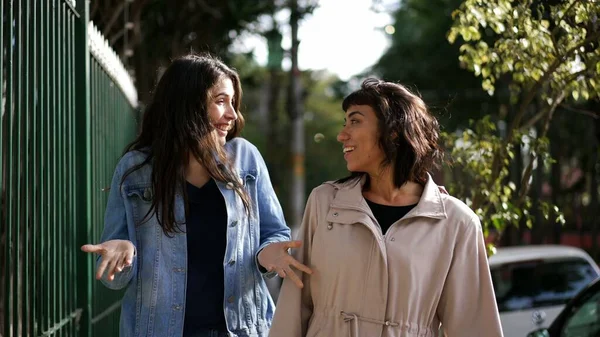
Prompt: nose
<box><xmin>225</xmin><ymin>104</ymin><xmax>238</xmax><ymax>121</ymax></box>
<box><xmin>337</xmin><ymin>129</ymin><xmax>349</xmax><ymax>143</ymax></box>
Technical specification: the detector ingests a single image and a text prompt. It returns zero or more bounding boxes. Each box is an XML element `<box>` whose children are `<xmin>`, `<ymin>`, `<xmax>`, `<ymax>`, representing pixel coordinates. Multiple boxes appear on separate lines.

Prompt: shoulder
<box><xmin>225</xmin><ymin>137</ymin><xmax>259</xmax><ymax>155</ymax></box>
<box><xmin>440</xmin><ymin>193</ymin><xmax>482</xmax><ymax>233</ymax></box>
<box><xmin>116</xmin><ymin>149</ymin><xmax>152</xmax><ymax>186</ymax></box>
<box><xmin>307</xmin><ymin>181</ymin><xmax>341</xmax><ymax>202</ymax></box>
<box><xmin>225</xmin><ymin>137</ymin><xmax>265</xmax><ymax>172</ymax></box>
<box><xmin>117</xmin><ymin>149</ymin><xmax>151</xmax><ymax>172</ymax></box>
<box><xmin>225</xmin><ymin>137</ymin><xmax>261</xmax><ymax>160</ymax></box>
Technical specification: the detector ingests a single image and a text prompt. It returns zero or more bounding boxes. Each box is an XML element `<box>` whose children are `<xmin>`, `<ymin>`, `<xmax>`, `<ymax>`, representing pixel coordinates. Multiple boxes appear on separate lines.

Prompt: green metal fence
<box><xmin>1</xmin><ymin>1</ymin><xmax>139</xmax><ymax>336</ymax></box>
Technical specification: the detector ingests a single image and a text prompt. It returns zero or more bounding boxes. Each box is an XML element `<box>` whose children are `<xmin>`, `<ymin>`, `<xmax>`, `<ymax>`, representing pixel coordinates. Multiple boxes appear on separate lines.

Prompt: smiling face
<box><xmin>337</xmin><ymin>104</ymin><xmax>387</xmax><ymax>176</ymax></box>
<box><xmin>207</xmin><ymin>77</ymin><xmax>238</xmax><ymax>146</ymax></box>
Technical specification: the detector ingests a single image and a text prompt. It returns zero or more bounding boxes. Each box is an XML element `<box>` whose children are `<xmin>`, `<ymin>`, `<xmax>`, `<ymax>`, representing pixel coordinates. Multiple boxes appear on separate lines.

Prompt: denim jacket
<box><xmin>97</xmin><ymin>138</ymin><xmax>291</xmax><ymax>337</ymax></box>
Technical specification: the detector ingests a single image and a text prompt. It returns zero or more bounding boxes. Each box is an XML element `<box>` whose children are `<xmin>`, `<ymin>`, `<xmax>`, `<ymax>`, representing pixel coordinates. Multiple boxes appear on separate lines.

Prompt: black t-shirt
<box><xmin>183</xmin><ymin>179</ymin><xmax>228</xmax><ymax>335</ymax></box>
<box><xmin>365</xmin><ymin>199</ymin><xmax>417</xmax><ymax>235</ymax></box>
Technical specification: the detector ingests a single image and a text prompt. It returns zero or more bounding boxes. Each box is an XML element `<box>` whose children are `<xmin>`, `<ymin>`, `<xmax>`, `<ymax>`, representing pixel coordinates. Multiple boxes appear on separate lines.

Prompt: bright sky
<box><xmin>232</xmin><ymin>0</ymin><xmax>396</xmax><ymax>81</ymax></box>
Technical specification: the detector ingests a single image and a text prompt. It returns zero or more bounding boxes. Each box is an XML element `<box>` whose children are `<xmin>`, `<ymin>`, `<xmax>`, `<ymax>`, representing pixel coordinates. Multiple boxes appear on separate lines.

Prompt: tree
<box><xmin>93</xmin><ymin>0</ymin><xmax>281</xmax><ymax>103</ymax></box>
<box><xmin>373</xmin><ymin>0</ymin><xmax>497</xmax><ymax>132</ymax></box>
<box><xmin>446</xmin><ymin>0</ymin><xmax>600</xmax><ymax>247</ymax></box>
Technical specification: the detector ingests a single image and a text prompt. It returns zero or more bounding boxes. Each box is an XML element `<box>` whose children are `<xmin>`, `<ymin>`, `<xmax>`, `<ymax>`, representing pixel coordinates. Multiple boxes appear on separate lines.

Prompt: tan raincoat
<box><xmin>269</xmin><ymin>175</ymin><xmax>503</xmax><ymax>337</ymax></box>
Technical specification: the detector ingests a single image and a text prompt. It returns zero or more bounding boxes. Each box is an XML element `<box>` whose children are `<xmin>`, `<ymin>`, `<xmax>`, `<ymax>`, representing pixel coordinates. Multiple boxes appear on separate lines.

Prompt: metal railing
<box><xmin>1</xmin><ymin>1</ymin><xmax>138</xmax><ymax>336</ymax></box>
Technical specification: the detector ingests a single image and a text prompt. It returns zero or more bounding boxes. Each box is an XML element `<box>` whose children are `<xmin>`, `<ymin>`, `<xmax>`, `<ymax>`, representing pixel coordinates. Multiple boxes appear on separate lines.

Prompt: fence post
<box><xmin>74</xmin><ymin>1</ymin><xmax>91</xmax><ymax>336</ymax></box>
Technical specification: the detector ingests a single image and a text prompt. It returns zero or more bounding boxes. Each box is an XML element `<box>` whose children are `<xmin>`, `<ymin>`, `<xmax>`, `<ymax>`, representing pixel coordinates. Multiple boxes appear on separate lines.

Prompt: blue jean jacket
<box><xmin>97</xmin><ymin>138</ymin><xmax>291</xmax><ymax>337</ymax></box>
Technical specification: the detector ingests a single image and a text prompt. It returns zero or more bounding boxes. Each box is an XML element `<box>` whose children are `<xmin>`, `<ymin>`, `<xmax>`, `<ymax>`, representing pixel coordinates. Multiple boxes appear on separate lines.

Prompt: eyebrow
<box><xmin>344</xmin><ymin>111</ymin><xmax>364</xmax><ymax>120</ymax></box>
<box><xmin>213</xmin><ymin>92</ymin><xmax>231</xmax><ymax>98</ymax></box>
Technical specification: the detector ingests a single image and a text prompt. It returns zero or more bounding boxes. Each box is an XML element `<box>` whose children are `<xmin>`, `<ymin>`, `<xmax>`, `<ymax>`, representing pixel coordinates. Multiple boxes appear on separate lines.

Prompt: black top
<box><xmin>365</xmin><ymin>199</ymin><xmax>417</xmax><ymax>235</ymax></box>
<box><xmin>183</xmin><ymin>179</ymin><xmax>228</xmax><ymax>335</ymax></box>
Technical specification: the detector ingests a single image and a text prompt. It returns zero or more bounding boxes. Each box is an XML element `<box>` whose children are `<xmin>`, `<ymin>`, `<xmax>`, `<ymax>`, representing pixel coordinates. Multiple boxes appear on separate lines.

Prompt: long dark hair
<box><xmin>122</xmin><ymin>53</ymin><xmax>250</xmax><ymax>235</ymax></box>
<box><xmin>337</xmin><ymin>78</ymin><xmax>442</xmax><ymax>188</ymax></box>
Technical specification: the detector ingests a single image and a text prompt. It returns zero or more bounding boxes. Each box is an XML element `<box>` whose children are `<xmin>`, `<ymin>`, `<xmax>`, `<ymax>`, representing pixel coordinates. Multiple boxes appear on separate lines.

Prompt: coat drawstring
<box><xmin>341</xmin><ymin>311</ymin><xmax>399</xmax><ymax>337</ymax></box>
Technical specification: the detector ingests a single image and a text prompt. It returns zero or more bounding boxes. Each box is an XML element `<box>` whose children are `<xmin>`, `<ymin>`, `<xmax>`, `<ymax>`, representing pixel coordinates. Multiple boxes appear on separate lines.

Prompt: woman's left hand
<box><xmin>258</xmin><ymin>240</ymin><xmax>313</xmax><ymax>288</ymax></box>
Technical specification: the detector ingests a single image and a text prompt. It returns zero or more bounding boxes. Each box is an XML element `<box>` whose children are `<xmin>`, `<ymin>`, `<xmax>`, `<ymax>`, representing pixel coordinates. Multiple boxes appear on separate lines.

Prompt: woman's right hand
<box><xmin>81</xmin><ymin>240</ymin><xmax>135</xmax><ymax>281</ymax></box>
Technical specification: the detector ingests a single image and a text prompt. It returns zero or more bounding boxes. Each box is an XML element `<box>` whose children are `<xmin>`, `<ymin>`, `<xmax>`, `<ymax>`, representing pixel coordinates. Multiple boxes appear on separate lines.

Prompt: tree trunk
<box><xmin>266</xmin><ymin>69</ymin><xmax>282</xmax><ymax>190</ymax></box>
<box><xmin>550</xmin><ymin>126</ymin><xmax>562</xmax><ymax>244</ymax></box>
<box><xmin>531</xmin><ymin>137</ymin><xmax>545</xmax><ymax>244</ymax></box>
<box><xmin>590</xmin><ymin>105</ymin><xmax>600</xmax><ymax>257</ymax></box>
<box><xmin>287</xmin><ymin>0</ymin><xmax>305</xmax><ymax>233</ymax></box>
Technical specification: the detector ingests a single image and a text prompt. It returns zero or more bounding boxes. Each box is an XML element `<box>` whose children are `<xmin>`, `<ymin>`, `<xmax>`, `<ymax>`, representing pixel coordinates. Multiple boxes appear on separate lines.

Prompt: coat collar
<box><xmin>327</xmin><ymin>173</ymin><xmax>447</xmax><ymax>221</ymax></box>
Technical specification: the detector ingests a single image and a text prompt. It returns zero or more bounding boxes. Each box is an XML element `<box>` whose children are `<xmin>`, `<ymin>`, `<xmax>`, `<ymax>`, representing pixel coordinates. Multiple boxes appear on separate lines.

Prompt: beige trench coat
<box><xmin>269</xmin><ymin>175</ymin><xmax>503</xmax><ymax>337</ymax></box>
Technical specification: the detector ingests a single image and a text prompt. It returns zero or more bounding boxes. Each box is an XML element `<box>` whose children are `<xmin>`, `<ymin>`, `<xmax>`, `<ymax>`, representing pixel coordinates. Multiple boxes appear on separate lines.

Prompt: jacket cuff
<box><xmin>256</xmin><ymin>242</ymin><xmax>278</xmax><ymax>278</ymax></box>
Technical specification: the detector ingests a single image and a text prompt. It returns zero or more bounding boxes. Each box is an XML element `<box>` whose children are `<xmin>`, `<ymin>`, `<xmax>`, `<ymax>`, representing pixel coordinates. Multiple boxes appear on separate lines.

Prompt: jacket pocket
<box><xmin>125</xmin><ymin>185</ymin><xmax>155</xmax><ymax>228</ymax></box>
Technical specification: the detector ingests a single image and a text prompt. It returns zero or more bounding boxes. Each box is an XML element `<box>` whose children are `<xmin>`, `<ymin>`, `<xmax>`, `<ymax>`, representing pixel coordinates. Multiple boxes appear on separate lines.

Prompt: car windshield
<box><xmin>491</xmin><ymin>258</ymin><xmax>598</xmax><ymax>312</ymax></box>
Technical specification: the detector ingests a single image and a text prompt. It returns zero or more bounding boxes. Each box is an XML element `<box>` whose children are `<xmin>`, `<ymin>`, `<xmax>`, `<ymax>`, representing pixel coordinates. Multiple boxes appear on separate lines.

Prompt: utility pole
<box><xmin>288</xmin><ymin>0</ymin><xmax>305</xmax><ymax>233</ymax></box>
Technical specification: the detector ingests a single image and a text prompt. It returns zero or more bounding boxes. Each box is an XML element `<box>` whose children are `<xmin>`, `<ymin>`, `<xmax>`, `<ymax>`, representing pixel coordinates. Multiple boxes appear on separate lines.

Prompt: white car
<box><xmin>489</xmin><ymin>245</ymin><xmax>600</xmax><ymax>337</ymax></box>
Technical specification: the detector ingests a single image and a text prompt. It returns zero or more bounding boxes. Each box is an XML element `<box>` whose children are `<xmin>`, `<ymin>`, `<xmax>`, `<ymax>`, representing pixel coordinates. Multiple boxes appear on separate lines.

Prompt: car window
<box><xmin>561</xmin><ymin>288</ymin><xmax>600</xmax><ymax>337</ymax></box>
<box><xmin>491</xmin><ymin>258</ymin><xmax>598</xmax><ymax>312</ymax></box>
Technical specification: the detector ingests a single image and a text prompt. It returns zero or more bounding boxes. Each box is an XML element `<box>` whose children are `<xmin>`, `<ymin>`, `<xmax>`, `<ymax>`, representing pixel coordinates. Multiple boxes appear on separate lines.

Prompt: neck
<box><xmin>364</xmin><ymin>167</ymin><xmax>423</xmax><ymax>206</ymax></box>
<box><xmin>185</xmin><ymin>154</ymin><xmax>211</xmax><ymax>188</ymax></box>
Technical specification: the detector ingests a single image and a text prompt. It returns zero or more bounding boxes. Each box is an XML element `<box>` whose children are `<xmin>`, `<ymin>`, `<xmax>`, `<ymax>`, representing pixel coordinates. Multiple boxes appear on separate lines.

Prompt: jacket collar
<box><xmin>327</xmin><ymin>173</ymin><xmax>447</xmax><ymax>221</ymax></box>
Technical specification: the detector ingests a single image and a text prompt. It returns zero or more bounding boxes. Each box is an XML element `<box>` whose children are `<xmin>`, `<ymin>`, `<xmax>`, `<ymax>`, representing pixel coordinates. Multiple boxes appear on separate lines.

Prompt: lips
<box><xmin>214</xmin><ymin>123</ymin><xmax>231</xmax><ymax>132</ymax></box>
<box><xmin>343</xmin><ymin>146</ymin><xmax>355</xmax><ymax>153</ymax></box>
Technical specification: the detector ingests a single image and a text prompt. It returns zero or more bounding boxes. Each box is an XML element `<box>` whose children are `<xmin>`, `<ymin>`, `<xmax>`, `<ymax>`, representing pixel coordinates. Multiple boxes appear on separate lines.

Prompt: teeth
<box><xmin>215</xmin><ymin>125</ymin><xmax>230</xmax><ymax>132</ymax></box>
<box><xmin>343</xmin><ymin>147</ymin><xmax>355</xmax><ymax>153</ymax></box>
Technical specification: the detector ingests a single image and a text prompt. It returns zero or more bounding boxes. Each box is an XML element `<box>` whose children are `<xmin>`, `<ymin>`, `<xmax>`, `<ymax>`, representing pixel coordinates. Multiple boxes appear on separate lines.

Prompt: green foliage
<box><xmin>304</xmin><ymin>73</ymin><xmax>348</xmax><ymax>191</ymax></box>
<box><xmin>373</xmin><ymin>0</ymin><xmax>494</xmax><ymax>131</ymax></box>
<box><xmin>240</xmin><ymin>68</ymin><xmax>347</xmax><ymax>214</ymax></box>
<box><xmin>443</xmin><ymin>118</ymin><xmax>566</xmax><ymax>236</ymax></box>
<box><xmin>443</xmin><ymin>117</ymin><xmax>520</xmax><ymax>235</ymax></box>
<box><xmin>449</xmin><ymin>0</ymin><xmax>600</xmax><ymax>100</ymax></box>
<box><xmin>445</xmin><ymin>0</ymin><xmax>598</xmax><ymax>238</ymax></box>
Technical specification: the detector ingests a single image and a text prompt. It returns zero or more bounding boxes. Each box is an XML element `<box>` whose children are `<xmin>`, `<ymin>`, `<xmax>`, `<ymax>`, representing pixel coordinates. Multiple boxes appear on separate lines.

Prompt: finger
<box><xmin>290</xmin><ymin>259</ymin><xmax>313</xmax><ymax>275</ymax></box>
<box><xmin>283</xmin><ymin>240</ymin><xmax>302</xmax><ymax>249</ymax></box>
<box><xmin>125</xmin><ymin>247</ymin><xmax>135</xmax><ymax>266</ymax></box>
<box><xmin>276</xmin><ymin>267</ymin><xmax>287</xmax><ymax>279</ymax></box>
<box><xmin>284</xmin><ymin>266</ymin><xmax>304</xmax><ymax>289</ymax></box>
<box><xmin>119</xmin><ymin>253</ymin><xmax>132</xmax><ymax>271</ymax></box>
<box><xmin>96</xmin><ymin>257</ymin><xmax>110</xmax><ymax>280</ymax></box>
<box><xmin>115</xmin><ymin>255</ymin><xmax>126</xmax><ymax>272</ymax></box>
<box><xmin>120</xmin><ymin>254</ymin><xmax>130</xmax><ymax>270</ymax></box>
<box><xmin>106</xmin><ymin>258</ymin><xmax>119</xmax><ymax>281</ymax></box>
<box><xmin>81</xmin><ymin>244</ymin><xmax>103</xmax><ymax>254</ymax></box>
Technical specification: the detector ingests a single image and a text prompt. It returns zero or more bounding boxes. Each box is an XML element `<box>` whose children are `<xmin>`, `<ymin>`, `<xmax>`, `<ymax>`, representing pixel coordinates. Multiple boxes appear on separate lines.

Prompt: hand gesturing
<box><xmin>81</xmin><ymin>240</ymin><xmax>135</xmax><ymax>281</ymax></box>
<box><xmin>258</xmin><ymin>240</ymin><xmax>313</xmax><ymax>288</ymax></box>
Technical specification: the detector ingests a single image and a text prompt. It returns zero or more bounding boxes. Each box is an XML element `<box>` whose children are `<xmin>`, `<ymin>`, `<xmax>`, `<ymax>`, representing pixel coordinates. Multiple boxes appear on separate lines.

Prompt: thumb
<box><xmin>81</xmin><ymin>244</ymin><xmax>103</xmax><ymax>253</ymax></box>
<box><xmin>284</xmin><ymin>240</ymin><xmax>302</xmax><ymax>249</ymax></box>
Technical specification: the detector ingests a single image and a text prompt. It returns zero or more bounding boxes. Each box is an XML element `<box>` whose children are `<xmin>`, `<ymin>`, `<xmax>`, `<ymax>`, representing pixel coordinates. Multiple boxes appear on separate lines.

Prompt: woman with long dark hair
<box><xmin>269</xmin><ymin>79</ymin><xmax>502</xmax><ymax>337</ymax></box>
<box><xmin>82</xmin><ymin>53</ymin><xmax>311</xmax><ymax>337</ymax></box>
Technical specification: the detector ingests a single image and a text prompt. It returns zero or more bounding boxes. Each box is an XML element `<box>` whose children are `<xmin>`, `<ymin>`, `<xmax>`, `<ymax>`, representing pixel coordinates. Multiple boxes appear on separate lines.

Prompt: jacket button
<box><xmin>172</xmin><ymin>305</ymin><xmax>182</xmax><ymax>310</ymax></box>
<box><xmin>390</xmin><ymin>237</ymin><xmax>396</xmax><ymax>241</ymax></box>
<box><xmin>143</xmin><ymin>188</ymin><xmax>152</xmax><ymax>200</ymax></box>
<box><xmin>227</xmin><ymin>296</ymin><xmax>235</xmax><ymax>303</ymax></box>
<box><xmin>228</xmin><ymin>259</ymin><xmax>236</xmax><ymax>266</ymax></box>
<box><xmin>327</xmin><ymin>224</ymin><xmax>333</xmax><ymax>230</ymax></box>
<box><xmin>332</xmin><ymin>212</ymin><xmax>339</xmax><ymax>217</ymax></box>
<box><xmin>230</xmin><ymin>220</ymin><xmax>238</xmax><ymax>227</ymax></box>
<box><xmin>226</xmin><ymin>182</ymin><xmax>234</xmax><ymax>189</ymax></box>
